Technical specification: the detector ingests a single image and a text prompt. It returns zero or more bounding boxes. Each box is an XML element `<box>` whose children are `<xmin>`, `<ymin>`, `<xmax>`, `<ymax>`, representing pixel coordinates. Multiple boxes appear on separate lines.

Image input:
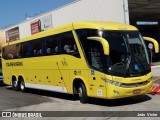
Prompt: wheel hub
<box><xmin>20</xmin><ymin>82</ymin><xmax>24</xmax><ymax>90</ymax></box>
<box><xmin>78</xmin><ymin>87</ymin><xmax>82</xmax><ymax>98</ymax></box>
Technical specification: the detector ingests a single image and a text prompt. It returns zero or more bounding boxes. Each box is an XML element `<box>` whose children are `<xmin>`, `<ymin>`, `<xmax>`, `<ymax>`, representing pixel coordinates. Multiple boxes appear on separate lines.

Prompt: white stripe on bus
<box><xmin>25</xmin><ymin>83</ymin><xmax>68</xmax><ymax>93</ymax></box>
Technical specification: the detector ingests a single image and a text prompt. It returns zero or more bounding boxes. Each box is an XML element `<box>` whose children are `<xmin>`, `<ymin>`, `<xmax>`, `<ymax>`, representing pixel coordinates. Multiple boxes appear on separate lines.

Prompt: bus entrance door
<box><xmin>90</xmin><ymin>70</ymin><xmax>107</xmax><ymax>98</ymax></box>
<box><xmin>87</xmin><ymin>38</ymin><xmax>107</xmax><ymax>98</ymax></box>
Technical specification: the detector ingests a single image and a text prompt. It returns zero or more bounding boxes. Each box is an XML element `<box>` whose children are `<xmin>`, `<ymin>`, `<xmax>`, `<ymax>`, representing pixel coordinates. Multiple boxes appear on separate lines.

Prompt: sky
<box><xmin>0</xmin><ymin>0</ymin><xmax>75</xmax><ymax>29</ymax></box>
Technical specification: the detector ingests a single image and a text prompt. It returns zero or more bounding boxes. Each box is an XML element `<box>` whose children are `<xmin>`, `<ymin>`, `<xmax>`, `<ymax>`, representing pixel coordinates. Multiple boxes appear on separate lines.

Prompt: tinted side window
<box><xmin>46</xmin><ymin>35</ymin><xmax>58</xmax><ymax>55</ymax></box>
<box><xmin>60</xmin><ymin>32</ymin><xmax>80</xmax><ymax>58</ymax></box>
<box><xmin>27</xmin><ymin>41</ymin><xmax>34</xmax><ymax>57</ymax></box>
<box><xmin>0</xmin><ymin>56</ymin><xmax>1</xmax><ymax>68</ymax></box>
<box><xmin>76</xmin><ymin>29</ymin><xmax>105</xmax><ymax>71</ymax></box>
<box><xmin>76</xmin><ymin>29</ymin><xmax>98</xmax><ymax>54</ymax></box>
<box><xmin>89</xmin><ymin>41</ymin><xmax>104</xmax><ymax>71</ymax></box>
<box><xmin>32</xmin><ymin>39</ymin><xmax>43</xmax><ymax>56</ymax></box>
<box><xmin>76</xmin><ymin>29</ymin><xmax>98</xmax><ymax>63</ymax></box>
<box><xmin>2</xmin><ymin>31</ymin><xmax>80</xmax><ymax>59</ymax></box>
<box><xmin>2</xmin><ymin>44</ymin><xmax>21</xmax><ymax>59</ymax></box>
<box><xmin>22</xmin><ymin>43</ymin><xmax>29</xmax><ymax>58</ymax></box>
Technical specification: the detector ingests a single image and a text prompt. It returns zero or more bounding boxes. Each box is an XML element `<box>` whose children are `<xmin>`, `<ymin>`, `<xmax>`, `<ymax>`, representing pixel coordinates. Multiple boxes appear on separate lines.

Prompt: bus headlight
<box><xmin>105</xmin><ymin>79</ymin><xmax>122</xmax><ymax>87</ymax></box>
<box><xmin>144</xmin><ymin>77</ymin><xmax>153</xmax><ymax>85</ymax></box>
<box><xmin>147</xmin><ymin>77</ymin><xmax>153</xmax><ymax>82</ymax></box>
<box><xmin>101</xmin><ymin>77</ymin><xmax>153</xmax><ymax>88</ymax></box>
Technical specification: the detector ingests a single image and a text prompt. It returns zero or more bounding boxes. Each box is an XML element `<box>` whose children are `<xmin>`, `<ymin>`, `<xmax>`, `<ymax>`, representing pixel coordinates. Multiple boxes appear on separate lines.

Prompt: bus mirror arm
<box><xmin>143</xmin><ymin>37</ymin><xmax>159</xmax><ymax>53</ymax></box>
<box><xmin>87</xmin><ymin>37</ymin><xmax>110</xmax><ymax>55</ymax></box>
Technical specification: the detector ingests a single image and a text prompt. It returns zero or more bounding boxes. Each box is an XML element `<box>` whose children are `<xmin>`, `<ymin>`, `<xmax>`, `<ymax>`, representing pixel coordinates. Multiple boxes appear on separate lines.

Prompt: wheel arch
<box><xmin>72</xmin><ymin>77</ymin><xmax>91</xmax><ymax>96</ymax></box>
<box><xmin>18</xmin><ymin>75</ymin><xmax>24</xmax><ymax>82</ymax></box>
<box><xmin>18</xmin><ymin>74</ymin><xmax>26</xmax><ymax>92</ymax></box>
<box><xmin>11</xmin><ymin>74</ymin><xmax>18</xmax><ymax>85</ymax></box>
<box><xmin>17</xmin><ymin>74</ymin><xmax>26</xmax><ymax>86</ymax></box>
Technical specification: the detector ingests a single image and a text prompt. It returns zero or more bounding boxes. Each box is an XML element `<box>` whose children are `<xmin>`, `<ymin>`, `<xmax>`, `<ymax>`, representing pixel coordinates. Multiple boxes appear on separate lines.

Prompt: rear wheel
<box><xmin>78</xmin><ymin>83</ymin><xmax>88</xmax><ymax>103</ymax></box>
<box><xmin>20</xmin><ymin>79</ymin><xmax>26</xmax><ymax>92</ymax></box>
<box><xmin>12</xmin><ymin>80</ymin><xmax>20</xmax><ymax>91</ymax></box>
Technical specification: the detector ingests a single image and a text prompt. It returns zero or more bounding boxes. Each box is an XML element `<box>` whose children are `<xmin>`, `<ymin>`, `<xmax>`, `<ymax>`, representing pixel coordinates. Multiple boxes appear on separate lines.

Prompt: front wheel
<box><xmin>78</xmin><ymin>83</ymin><xmax>88</xmax><ymax>103</ymax></box>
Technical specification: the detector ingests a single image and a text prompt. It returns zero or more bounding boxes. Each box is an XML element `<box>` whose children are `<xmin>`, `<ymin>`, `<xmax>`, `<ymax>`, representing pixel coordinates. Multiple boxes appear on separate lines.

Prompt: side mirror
<box><xmin>87</xmin><ymin>37</ymin><xmax>109</xmax><ymax>55</ymax></box>
<box><xmin>143</xmin><ymin>37</ymin><xmax>159</xmax><ymax>53</ymax></box>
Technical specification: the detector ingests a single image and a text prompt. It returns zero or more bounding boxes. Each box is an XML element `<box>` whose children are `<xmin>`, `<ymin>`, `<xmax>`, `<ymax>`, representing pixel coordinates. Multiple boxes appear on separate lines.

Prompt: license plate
<box><xmin>133</xmin><ymin>89</ymin><xmax>141</xmax><ymax>94</ymax></box>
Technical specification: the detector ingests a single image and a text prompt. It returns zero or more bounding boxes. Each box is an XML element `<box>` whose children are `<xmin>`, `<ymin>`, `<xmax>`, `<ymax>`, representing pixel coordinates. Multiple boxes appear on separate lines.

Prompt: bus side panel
<box><xmin>2</xmin><ymin>60</ymin><xmax>17</xmax><ymax>85</ymax></box>
<box><xmin>64</xmin><ymin>55</ymin><xmax>93</xmax><ymax>96</ymax></box>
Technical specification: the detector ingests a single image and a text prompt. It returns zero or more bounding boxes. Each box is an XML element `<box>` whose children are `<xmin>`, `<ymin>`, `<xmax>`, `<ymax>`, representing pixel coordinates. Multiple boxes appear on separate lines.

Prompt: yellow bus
<box><xmin>0</xmin><ymin>54</ymin><xmax>3</xmax><ymax>83</ymax></box>
<box><xmin>2</xmin><ymin>21</ymin><xmax>159</xmax><ymax>103</ymax></box>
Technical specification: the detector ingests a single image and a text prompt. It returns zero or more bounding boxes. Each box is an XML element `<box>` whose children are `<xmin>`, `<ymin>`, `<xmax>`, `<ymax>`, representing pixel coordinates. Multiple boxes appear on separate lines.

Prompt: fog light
<box><xmin>113</xmin><ymin>90</ymin><xmax>120</xmax><ymax>95</ymax></box>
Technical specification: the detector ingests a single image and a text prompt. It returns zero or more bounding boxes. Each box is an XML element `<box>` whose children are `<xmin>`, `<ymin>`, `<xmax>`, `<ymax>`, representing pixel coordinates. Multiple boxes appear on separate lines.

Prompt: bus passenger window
<box><xmin>73</xmin><ymin>44</ymin><xmax>77</xmax><ymax>51</ymax></box>
<box><xmin>60</xmin><ymin>31</ymin><xmax>80</xmax><ymax>58</ymax></box>
<box><xmin>27</xmin><ymin>43</ymin><xmax>34</xmax><ymax>57</ymax></box>
<box><xmin>39</xmin><ymin>49</ymin><xmax>42</xmax><ymax>55</ymax></box>
<box><xmin>34</xmin><ymin>50</ymin><xmax>37</xmax><ymax>55</ymax></box>
<box><xmin>16</xmin><ymin>53</ymin><xmax>21</xmax><ymax>58</ymax></box>
<box><xmin>8</xmin><ymin>54</ymin><xmax>14</xmax><ymax>59</ymax></box>
<box><xmin>36</xmin><ymin>49</ymin><xmax>41</xmax><ymax>56</ymax></box>
<box><xmin>33</xmin><ymin>40</ymin><xmax>42</xmax><ymax>57</ymax></box>
<box><xmin>66</xmin><ymin>44</ymin><xmax>74</xmax><ymax>53</ymax></box>
<box><xmin>14</xmin><ymin>44</ymin><xmax>22</xmax><ymax>58</ymax></box>
<box><xmin>47</xmin><ymin>48</ymin><xmax>51</xmax><ymax>55</ymax></box>
<box><xmin>21</xmin><ymin>43</ymin><xmax>29</xmax><ymax>58</ymax></box>
<box><xmin>64</xmin><ymin>45</ymin><xmax>69</xmax><ymax>53</ymax></box>
<box><xmin>55</xmin><ymin>46</ymin><xmax>58</xmax><ymax>53</ymax></box>
<box><xmin>46</xmin><ymin>35</ymin><xmax>58</xmax><ymax>55</ymax></box>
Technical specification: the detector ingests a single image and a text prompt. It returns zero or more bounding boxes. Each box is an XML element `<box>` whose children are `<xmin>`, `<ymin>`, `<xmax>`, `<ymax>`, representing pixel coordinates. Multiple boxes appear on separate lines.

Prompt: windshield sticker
<box><xmin>97</xmin><ymin>89</ymin><xmax>102</xmax><ymax>96</ymax></box>
<box><xmin>134</xmin><ymin>64</ymin><xmax>139</xmax><ymax>71</ymax></box>
<box><xmin>91</xmin><ymin>69</ymin><xmax>94</xmax><ymax>75</ymax></box>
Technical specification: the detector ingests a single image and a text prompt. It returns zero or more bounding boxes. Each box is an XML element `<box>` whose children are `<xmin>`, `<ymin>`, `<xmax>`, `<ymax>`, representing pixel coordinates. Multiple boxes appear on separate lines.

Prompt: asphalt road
<box><xmin>0</xmin><ymin>85</ymin><xmax>53</xmax><ymax>110</ymax></box>
<box><xmin>0</xmin><ymin>83</ymin><xmax>160</xmax><ymax>120</ymax></box>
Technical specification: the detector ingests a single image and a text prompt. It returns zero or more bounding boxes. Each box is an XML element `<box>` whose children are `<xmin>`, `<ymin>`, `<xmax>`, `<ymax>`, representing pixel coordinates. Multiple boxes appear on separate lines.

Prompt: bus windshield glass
<box><xmin>76</xmin><ymin>29</ymin><xmax>150</xmax><ymax>77</ymax></box>
<box><xmin>102</xmin><ymin>31</ymin><xmax>150</xmax><ymax>77</ymax></box>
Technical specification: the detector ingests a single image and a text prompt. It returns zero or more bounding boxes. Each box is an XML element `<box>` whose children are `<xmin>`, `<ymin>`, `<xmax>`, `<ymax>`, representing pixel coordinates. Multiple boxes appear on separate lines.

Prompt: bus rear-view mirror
<box><xmin>87</xmin><ymin>37</ymin><xmax>110</xmax><ymax>55</ymax></box>
<box><xmin>143</xmin><ymin>37</ymin><xmax>159</xmax><ymax>53</ymax></box>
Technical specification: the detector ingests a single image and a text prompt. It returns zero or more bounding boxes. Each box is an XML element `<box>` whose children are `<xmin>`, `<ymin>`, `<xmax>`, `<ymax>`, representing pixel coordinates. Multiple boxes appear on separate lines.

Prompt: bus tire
<box><xmin>78</xmin><ymin>83</ymin><xmax>88</xmax><ymax>103</ymax></box>
<box><xmin>20</xmin><ymin>79</ymin><xmax>26</xmax><ymax>92</ymax></box>
<box><xmin>12</xmin><ymin>80</ymin><xmax>20</xmax><ymax>91</ymax></box>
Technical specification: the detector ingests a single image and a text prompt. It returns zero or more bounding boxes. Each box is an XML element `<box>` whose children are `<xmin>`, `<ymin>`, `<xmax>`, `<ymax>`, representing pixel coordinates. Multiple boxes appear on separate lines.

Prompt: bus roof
<box><xmin>73</xmin><ymin>21</ymin><xmax>137</xmax><ymax>30</ymax></box>
<box><xmin>2</xmin><ymin>21</ymin><xmax>138</xmax><ymax>46</ymax></box>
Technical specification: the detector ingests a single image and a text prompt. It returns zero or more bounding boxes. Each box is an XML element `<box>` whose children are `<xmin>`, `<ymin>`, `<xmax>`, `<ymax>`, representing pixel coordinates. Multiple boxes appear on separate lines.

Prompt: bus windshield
<box><xmin>102</xmin><ymin>31</ymin><xmax>150</xmax><ymax>77</ymax></box>
<box><xmin>76</xmin><ymin>29</ymin><xmax>150</xmax><ymax>77</ymax></box>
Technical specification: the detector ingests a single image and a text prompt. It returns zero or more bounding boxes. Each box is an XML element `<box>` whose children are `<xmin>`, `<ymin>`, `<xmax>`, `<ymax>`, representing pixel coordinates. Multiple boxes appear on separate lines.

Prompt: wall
<box><xmin>4</xmin><ymin>0</ymin><xmax>128</xmax><ymax>41</ymax></box>
<box><xmin>0</xmin><ymin>30</ymin><xmax>6</xmax><ymax>50</ymax></box>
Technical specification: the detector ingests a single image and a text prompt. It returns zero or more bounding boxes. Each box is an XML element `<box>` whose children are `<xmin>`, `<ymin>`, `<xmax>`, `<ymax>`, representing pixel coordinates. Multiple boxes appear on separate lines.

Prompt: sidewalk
<box><xmin>151</xmin><ymin>63</ymin><xmax>160</xmax><ymax>76</ymax></box>
<box><xmin>152</xmin><ymin>61</ymin><xmax>160</xmax><ymax>66</ymax></box>
<box><xmin>151</xmin><ymin>67</ymin><xmax>160</xmax><ymax>76</ymax></box>
<box><xmin>151</xmin><ymin>64</ymin><xmax>160</xmax><ymax>86</ymax></box>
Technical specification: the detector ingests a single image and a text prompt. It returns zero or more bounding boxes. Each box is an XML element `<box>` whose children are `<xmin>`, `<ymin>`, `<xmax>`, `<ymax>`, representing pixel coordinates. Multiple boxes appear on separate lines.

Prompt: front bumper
<box><xmin>106</xmin><ymin>81</ymin><xmax>152</xmax><ymax>99</ymax></box>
